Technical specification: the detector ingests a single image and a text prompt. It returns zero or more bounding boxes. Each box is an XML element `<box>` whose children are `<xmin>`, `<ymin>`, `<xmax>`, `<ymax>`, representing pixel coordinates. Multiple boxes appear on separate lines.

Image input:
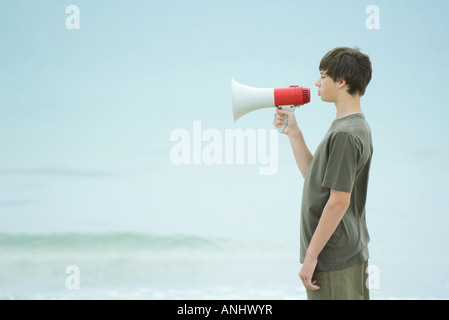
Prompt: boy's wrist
<box><xmin>305</xmin><ymin>248</ymin><xmax>319</xmax><ymax>261</ymax></box>
<box><xmin>286</xmin><ymin>127</ymin><xmax>301</xmax><ymax>139</ymax></box>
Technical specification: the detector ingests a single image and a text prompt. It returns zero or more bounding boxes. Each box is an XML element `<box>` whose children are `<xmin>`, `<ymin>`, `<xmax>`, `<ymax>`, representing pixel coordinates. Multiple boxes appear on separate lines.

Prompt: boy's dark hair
<box><xmin>319</xmin><ymin>47</ymin><xmax>372</xmax><ymax>96</ymax></box>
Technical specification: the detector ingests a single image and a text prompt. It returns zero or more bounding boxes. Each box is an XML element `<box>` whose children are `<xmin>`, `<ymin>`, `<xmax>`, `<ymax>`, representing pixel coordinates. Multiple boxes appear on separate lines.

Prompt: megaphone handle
<box><xmin>277</xmin><ymin>106</ymin><xmax>295</xmax><ymax>133</ymax></box>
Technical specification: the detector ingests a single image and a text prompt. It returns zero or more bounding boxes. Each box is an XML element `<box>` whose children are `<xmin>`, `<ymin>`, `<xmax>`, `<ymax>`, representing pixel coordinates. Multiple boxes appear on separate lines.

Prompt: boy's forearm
<box><xmin>287</xmin><ymin>128</ymin><xmax>313</xmax><ymax>179</ymax></box>
<box><xmin>305</xmin><ymin>193</ymin><xmax>350</xmax><ymax>260</ymax></box>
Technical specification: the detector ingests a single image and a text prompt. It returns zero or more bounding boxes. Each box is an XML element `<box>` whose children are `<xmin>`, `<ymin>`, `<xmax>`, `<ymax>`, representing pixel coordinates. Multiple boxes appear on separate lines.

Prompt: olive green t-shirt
<box><xmin>300</xmin><ymin>113</ymin><xmax>373</xmax><ymax>271</ymax></box>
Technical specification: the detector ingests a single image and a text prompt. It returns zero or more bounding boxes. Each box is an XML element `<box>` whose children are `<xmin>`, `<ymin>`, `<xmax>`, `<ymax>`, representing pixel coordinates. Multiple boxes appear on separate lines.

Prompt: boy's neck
<box><xmin>334</xmin><ymin>92</ymin><xmax>362</xmax><ymax>119</ymax></box>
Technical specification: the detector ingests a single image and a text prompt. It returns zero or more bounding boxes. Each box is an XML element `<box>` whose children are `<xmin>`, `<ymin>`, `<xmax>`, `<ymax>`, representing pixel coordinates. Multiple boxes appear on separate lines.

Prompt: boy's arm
<box><xmin>274</xmin><ymin>109</ymin><xmax>313</xmax><ymax>179</ymax></box>
<box><xmin>299</xmin><ymin>189</ymin><xmax>351</xmax><ymax>290</ymax></box>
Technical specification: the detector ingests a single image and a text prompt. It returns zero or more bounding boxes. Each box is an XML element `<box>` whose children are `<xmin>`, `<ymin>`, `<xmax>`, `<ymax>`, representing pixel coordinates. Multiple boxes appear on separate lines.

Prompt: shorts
<box><xmin>306</xmin><ymin>260</ymin><xmax>369</xmax><ymax>300</ymax></box>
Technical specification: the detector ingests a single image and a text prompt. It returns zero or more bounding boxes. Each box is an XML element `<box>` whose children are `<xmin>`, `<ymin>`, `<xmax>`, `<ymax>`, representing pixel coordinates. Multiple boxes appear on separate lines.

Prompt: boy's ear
<box><xmin>337</xmin><ymin>79</ymin><xmax>346</xmax><ymax>89</ymax></box>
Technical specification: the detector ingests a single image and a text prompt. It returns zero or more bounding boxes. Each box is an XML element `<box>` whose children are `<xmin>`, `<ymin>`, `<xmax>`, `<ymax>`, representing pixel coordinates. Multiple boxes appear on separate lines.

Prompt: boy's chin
<box><xmin>320</xmin><ymin>96</ymin><xmax>335</xmax><ymax>103</ymax></box>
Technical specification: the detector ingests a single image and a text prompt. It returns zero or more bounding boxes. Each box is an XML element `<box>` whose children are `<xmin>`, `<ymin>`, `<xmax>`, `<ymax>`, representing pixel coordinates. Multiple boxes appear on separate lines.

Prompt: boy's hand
<box><xmin>299</xmin><ymin>256</ymin><xmax>320</xmax><ymax>291</ymax></box>
<box><xmin>273</xmin><ymin>108</ymin><xmax>300</xmax><ymax>136</ymax></box>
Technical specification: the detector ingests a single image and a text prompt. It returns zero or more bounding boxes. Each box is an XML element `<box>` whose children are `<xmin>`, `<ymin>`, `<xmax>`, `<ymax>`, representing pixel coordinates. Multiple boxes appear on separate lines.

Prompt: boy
<box><xmin>274</xmin><ymin>47</ymin><xmax>373</xmax><ymax>300</ymax></box>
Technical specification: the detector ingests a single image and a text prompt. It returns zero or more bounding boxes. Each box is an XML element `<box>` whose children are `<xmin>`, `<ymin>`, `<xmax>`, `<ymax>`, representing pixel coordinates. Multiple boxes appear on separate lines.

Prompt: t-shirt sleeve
<box><xmin>322</xmin><ymin>132</ymin><xmax>361</xmax><ymax>193</ymax></box>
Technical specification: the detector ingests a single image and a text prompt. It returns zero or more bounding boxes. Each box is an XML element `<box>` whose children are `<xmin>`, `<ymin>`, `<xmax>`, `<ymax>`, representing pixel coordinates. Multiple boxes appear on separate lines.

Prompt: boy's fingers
<box><xmin>274</xmin><ymin>119</ymin><xmax>284</xmax><ymax>125</ymax></box>
<box><xmin>274</xmin><ymin>113</ymin><xmax>284</xmax><ymax>120</ymax></box>
<box><xmin>276</xmin><ymin>108</ymin><xmax>293</xmax><ymax>115</ymax></box>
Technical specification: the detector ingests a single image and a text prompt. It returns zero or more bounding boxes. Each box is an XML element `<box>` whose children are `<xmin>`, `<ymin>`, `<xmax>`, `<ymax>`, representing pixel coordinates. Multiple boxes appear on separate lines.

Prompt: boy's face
<box><xmin>315</xmin><ymin>70</ymin><xmax>339</xmax><ymax>102</ymax></box>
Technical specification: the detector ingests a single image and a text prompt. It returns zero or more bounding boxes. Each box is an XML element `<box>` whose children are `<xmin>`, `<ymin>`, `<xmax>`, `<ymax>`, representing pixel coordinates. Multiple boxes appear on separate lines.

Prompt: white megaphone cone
<box><xmin>231</xmin><ymin>79</ymin><xmax>276</xmax><ymax>121</ymax></box>
<box><xmin>231</xmin><ymin>79</ymin><xmax>310</xmax><ymax>133</ymax></box>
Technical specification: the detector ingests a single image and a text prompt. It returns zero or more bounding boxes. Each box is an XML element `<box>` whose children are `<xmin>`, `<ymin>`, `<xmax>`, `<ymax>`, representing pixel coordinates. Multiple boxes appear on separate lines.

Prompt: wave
<box><xmin>0</xmin><ymin>232</ymin><xmax>296</xmax><ymax>266</ymax></box>
<box><xmin>0</xmin><ymin>232</ymin><xmax>223</xmax><ymax>251</ymax></box>
<box><xmin>0</xmin><ymin>232</ymin><xmax>299</xmax><ymax>300</ymax></box>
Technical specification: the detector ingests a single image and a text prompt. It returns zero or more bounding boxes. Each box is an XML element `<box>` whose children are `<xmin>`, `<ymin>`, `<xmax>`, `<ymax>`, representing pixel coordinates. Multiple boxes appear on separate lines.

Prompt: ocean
<box><xmin>0</xmin><ymin>232</ymin><xmax>306</xmax><ymax>300</ymax></box>
<box><xmin>2</xmin><ymin>148</ymin><xmax>449</xmax><ymax>300</ymax></box>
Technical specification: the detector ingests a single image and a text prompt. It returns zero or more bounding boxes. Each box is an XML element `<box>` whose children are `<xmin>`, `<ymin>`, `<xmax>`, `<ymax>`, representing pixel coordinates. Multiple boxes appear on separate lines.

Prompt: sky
<box><xmin>0</xmin><ymin>0</ymin><xmax>449</xmax><ymax>242</ymax></box>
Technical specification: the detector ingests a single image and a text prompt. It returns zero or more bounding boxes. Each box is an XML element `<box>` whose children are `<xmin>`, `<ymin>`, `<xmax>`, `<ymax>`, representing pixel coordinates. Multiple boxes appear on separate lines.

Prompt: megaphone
<box><xmin>231</xmin><ymin>78</ymin><xmax>311</xmax><ymax>133</ymax></box>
